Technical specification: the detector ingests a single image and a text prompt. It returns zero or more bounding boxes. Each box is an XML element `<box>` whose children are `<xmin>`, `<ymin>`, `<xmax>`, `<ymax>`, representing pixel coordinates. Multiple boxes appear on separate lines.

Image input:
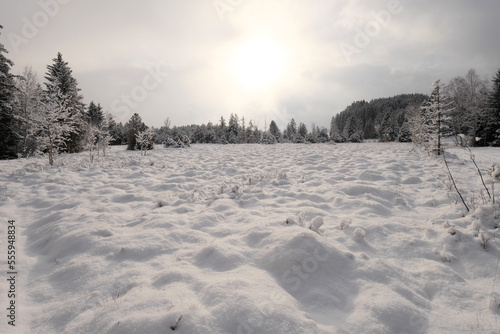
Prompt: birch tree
<box><xmin>14</xmin><ymin>66</ymin><xmax>43</xmax><ymax>157</ymax></box>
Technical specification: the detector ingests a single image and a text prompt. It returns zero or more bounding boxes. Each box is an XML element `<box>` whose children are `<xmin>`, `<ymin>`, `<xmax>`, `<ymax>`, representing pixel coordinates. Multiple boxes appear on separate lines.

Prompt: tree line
<box><xmin>1</xmin><ymin>24</ymin><xmax>500</xmax><ymax>163</ymax></box>
<box><xmin>331</xmin><ymin>69</ymin><xmax>500</xmax><ymax>148</ymax></box>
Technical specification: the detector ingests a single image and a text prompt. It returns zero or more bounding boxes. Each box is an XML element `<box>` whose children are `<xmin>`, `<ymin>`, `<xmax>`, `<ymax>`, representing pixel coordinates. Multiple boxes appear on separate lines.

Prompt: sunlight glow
<box><xmin>233</xmin><ymin>38</ymin><xmax>285</xmax><ymax>89</ymax></box>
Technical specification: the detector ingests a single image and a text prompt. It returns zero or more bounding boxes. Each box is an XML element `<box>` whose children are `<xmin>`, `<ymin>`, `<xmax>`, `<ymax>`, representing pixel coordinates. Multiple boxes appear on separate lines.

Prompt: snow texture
<box><xmin>1</xmin><ymin>143</ymin><xmax>500</xmax><ymax>333</ymax></box>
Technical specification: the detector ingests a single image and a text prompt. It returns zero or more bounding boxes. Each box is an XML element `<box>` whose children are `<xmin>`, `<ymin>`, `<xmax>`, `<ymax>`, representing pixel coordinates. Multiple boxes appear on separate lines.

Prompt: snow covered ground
<box><xmin>2</xmin><ymin>142</ymin><xmax>500</xmax><ymax>333</ymax></box>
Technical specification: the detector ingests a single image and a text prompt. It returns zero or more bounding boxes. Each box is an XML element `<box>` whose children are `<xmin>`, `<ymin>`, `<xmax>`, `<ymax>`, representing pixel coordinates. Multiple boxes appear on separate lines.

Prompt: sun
<box><xmin>233</xmin><ymin>38</ymin><xmax>285</xmax><ymax>89</ymax></box>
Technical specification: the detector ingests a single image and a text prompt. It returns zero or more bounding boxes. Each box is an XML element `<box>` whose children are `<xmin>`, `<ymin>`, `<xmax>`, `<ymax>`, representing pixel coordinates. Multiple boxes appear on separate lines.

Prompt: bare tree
<box><xmin>445</xmin><ymin>69</ymin><xmax>490</xmax><ymax>145</ymax></box>
<box><xmin>14</xmin><ymin>66</ymin><xmax>43</xmax><ymax>157</ymax></box>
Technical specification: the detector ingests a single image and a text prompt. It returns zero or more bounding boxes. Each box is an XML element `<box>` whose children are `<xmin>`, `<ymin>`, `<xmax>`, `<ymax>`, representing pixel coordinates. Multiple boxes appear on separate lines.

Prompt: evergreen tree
<box><xmin>136</xmin><ymin>128</ymin><xmax>155</xmax><ymax>155</ymax></box>
<box><xmin>343</xmin><ymin>116</ymin><xmax>364</xmax><ymax>142</ymax></box>
<box><xmin>84</xmin><ymin>105</ymin><xmax>113</xmax><ymax>160</ymax></box>
<box><xmin>246</xmin><ymin>120</ymin><xmax>261</xmax><ymax>143</ymax></box>
<box><xmin>489</xmin><ymin>69</ymin><xmax>500</xmax><ymax>145</ymax></box>
<box><xmin>285</xmin><ymin>118</ymin><xmax>297</xmax><ymax>142</ymax></box>
<box><xmin>125</xmin><ymin>113</ymin><xmax>147</xmax><ymax>150</ymax></box>
<box><xmin>83</xmin><ymin>101</ymin><xmax>107</xmax><ymax>161</ymax></box>
<box><xmin>334</xmin><ymin>94</ymin><xmax>427</xmax><ymax>140</ymax></box>
<box><xmin>330</xmin><ymin>116</ymin><xmax>340</xmax><ymax>142</ymax></box>
<box><xmin>377</xmin><ymin>110</ymin><xmax>399</xmax><ymax>142</ymax></box>
<box><xmin>109</xmin><ymin>121</ymin><xmax>125</xmax><ymax>145</ymax></box>
<box><xmin>217</xmin><ymin>116</ymin><xmax>228</xmax><ymax>144</ymax></box>
<box><xmin>491</xmin><ymin>69</ymin><xmax>500</xmax><ymax>117</ymax></box>
<box><xmin>397</xmin><ymin>120</ymin><xmax>412</xmax><ymax>143</ymax></box>
<box><xmin>260</xmin><ymin>131</ymin><xmax>277</xmax><ymax>144</ymax></box>
<box><xmin>0</xmin><ymin>26</ymin><xmax>19</xmax><ymax>159</ymax></box>
<box><xmin>227</xmin><ymin>113</ymin><xmax>240</xmax><ymax>143</ymax></box>
<box><xmin>269</xmin><ymin>120</ymin><xmax>281</xmax><ymax>142</ymax></box>
<box><xmin>406</xmin><ymin>103</ymin><xmax>426</xmax><ymax>146</ymax></box>
<box><xmin>316</xmin><ymin>126</ymin><xmax>329</xmax><ymax>143</ymax></box>
<box><xmin>307</xmin><ymin>124</ymin><xmax>319</xmax><ymax>143</ymax></box>
<box><xmin>44</xmin><ymin>52</ymin><xmax>86</xmax><ymax>153</ymax></box>
<box><xmin>420</xmin><ymin>80</ymin><xmax>453</xmax><ymax>154</ymax></box>
<box><xmin>205</xmin><ymin>122</ymin><xmax>217</xmax><ymax>143</ymax></box>
<box><xmin>297</xmin><ymin>122</ymin><xmax>308</xmax><ymax>143</ymax></box>
<box><xmin>87</xmin><ymin>101</ymin><xmax>104</xmax><ymax>127</ymax></box>
<box><xmin>239</xmin><ymin>116</ymin><xmax>247</xmax><ymax>143</ymax></box>
<box><xmin>97</xmin><ymin>112</ymin><xmax>113</xmax><ymax>156</ymax></box>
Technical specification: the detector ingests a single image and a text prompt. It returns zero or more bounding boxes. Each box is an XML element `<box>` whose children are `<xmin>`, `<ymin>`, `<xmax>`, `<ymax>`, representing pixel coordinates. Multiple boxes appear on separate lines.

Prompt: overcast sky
<box><xmin>1</xmin><ymin>0</ymin><xmax>499</xmax><ymax>129</ymax></box>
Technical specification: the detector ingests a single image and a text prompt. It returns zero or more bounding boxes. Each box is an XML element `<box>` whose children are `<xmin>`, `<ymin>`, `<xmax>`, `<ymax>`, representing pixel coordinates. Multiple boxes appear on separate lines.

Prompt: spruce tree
<box><xmin>227</xmin><ymin>113</ymin><xmax>240</xmax><ymax>143</ymax></box>
<box><xmin>420</xmin><ymin>80</ymin><xmax>453</xmax><ymax>154</ymax></box>
<box><xmin>491</xmin><ymin>70</ymin><xmax>500</xmax><ymax>115</ymax></box>
<box><xmin>297</xmin><ymin>122</ymin><xmax>308</xmax><ymax>143</ymax></box>
<box><xmin>490</xmin><ymin>69</ymin><xmax>500</xmax><ymax>145</ymax></box>
<box><xmin>217</xmin><ymin>116</ymin><xmax>228</xmax><ymax>144</ymax></box>
<box><xmin>87</xmin><ymin>101</ymin><xmax>104</xmax><ymax>127</ymax></box>
<box><xmin>269</xmin><ymin>120</ymin><xmax>281</xmax><ymax>142</ymax></box>
<box><xmin>0</xmin><ymin>26</ymin><xmax>19</xmax><ymax>159</ymax></box>
<box><xmin>44</xmin><ymin>52</ymin><xmax>86</xmax><ymax>153</ymax></box>
<box><xmin>286</xmin><ymin>118</ymin><xmax>297</xmax><ymax>142</ymax></box>
<box><xmin>343</xmin><ymin>116</ymin><xmax>364</xmax><ymax>142</ymax></box>
<box><xmin>125</xmin><ymin>113</ymin><xmax>147</xmax><ymax>150</ymax></box>
<box><xmin>378</xmin><ymin>111</ymin><xmax>399</xmax><ymax>142</ymax></box>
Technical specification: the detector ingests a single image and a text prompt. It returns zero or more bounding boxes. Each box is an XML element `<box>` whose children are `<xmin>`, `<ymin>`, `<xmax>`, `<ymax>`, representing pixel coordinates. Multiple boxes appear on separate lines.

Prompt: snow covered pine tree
<box><xmin>0</xmin><ymin>26</ymin><xmax>19</xmax><ymax>159</ymax></box>
<box><xmin>44</xmin><ymin>52</ymin><xmax>86</xmax><ymax>153</ymax></box>
<box><xmin>420</xmin><ymin>80</ymin><xmax>453</xmax><ymax>155</ymax></box>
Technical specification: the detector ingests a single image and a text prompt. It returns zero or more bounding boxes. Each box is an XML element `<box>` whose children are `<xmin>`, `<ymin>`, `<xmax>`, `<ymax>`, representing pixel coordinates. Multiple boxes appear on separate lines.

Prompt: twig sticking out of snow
<box><xmin>465</xmin><ymin>146</ymin><xmax>491</xmax><ymax>201</ymax></box>
<box><xmin>171</xmin><ymin>314</ymin><xmax>183</xmax><ymax>330</ymax></box>
<box><xmin>479</xmin><ymin>232</ymin><xmax>490</xmax><ymax>250</ymax></box>
<box><xmin>443</xmin><ymin>152</ymin><xmax>470</xmax><ymax>213</ymax></box>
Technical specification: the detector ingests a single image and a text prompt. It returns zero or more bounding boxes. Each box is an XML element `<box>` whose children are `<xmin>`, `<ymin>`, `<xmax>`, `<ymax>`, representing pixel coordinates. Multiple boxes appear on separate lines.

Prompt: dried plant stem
<box><xmin>465</xmin><ymin>146</ymin><xmax>492</xmax><ymax>201</ymax></box>
<box><xmin>443</xmin><ymin>153</ymin><xmax>470</xmax><ymax>213</ymax></box>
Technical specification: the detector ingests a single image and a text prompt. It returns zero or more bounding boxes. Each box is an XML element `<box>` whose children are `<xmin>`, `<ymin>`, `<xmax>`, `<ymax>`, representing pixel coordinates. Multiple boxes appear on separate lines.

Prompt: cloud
<box><xmin>1</xmin><ymin>0</ymin><xmax>499</xmax><ymax>129</ymax></box>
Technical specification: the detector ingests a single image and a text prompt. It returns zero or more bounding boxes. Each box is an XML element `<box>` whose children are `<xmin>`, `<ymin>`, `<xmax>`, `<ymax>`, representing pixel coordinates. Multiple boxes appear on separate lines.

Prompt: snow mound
<box><xmin>2</xmin><ymin>143</ymin><xmax>500</xmax><ymax>333</ymax></box>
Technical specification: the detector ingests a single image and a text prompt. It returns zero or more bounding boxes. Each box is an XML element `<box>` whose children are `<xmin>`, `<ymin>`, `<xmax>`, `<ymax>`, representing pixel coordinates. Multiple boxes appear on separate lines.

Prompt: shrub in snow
<box><xmin>33</xmin><ymin>95</ymin><xmax>77</xmax><ymax>166</ymax></box>
<box><xmin>136</xmin><ymin>128</ymin><xmax>155</xmax><ymax>155</ymax></box>
<box><xmin>353</xmin><ymin>227</ymin><xmax>366</xmax><ymax>240</ymax></box>
<box><xmin>229</xmin><ymin>185</ymin><xmax>240</xmax><ymax>199</ymax></box>
<box><xmin>125</xmin><ymin>113</ymin><xmax>148</xmax><ymax>150</ymax></box>
<box><xmin>339</xmin><ymin>219</ymin><xmax>352</xmax><ymax>230</ymax></box>
<box><xmin>181</xmin><ymin>135</ymin><xmax>191</xmax><ymax>147</ymax></box>
<box><xmin>489</xmin><ymin>293</ymin><xmax>500</xmax><ymax>314</ymax></box>
<box><xmin>164</xmin><ymin>137</ymin><xmax>178</xmax><ymax>148</ymax></box>
<box><xmin>490</xmin><ymin>164</ymin><xmax>500</xmax><ymax>179</ymax></box>
<box><xmin>260</xmin><ymin>132</ymin><xmax>277</xmax><ymax>145</ymax></box>
<box><xmin>489</xmin><ymin>164</ymin><xmax>500</xmax><ymax>204</ymax></box>
<box><xmin>478</xmin><ymin>232</ymin><xmax>490</xmax><ymax>250</ymax></box>
<box><xmin>163</xmin><ymin>135</ymin><xmax>191</xmax><ymax>148</ymax></box>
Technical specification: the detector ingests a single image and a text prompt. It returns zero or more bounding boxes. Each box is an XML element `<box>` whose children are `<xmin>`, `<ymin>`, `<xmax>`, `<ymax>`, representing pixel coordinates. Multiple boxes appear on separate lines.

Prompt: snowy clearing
<box><xmin>2</xmin><ymin>143</ymin><xmax>500</xmax><ymax>333</ymax></box>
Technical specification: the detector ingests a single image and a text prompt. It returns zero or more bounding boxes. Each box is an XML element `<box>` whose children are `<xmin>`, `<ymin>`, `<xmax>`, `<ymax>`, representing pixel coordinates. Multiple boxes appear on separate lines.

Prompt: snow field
<box><xmin>1</xmin><ymin>143</ymin><xmax>500</xmax><ymax>333</ymax></box>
